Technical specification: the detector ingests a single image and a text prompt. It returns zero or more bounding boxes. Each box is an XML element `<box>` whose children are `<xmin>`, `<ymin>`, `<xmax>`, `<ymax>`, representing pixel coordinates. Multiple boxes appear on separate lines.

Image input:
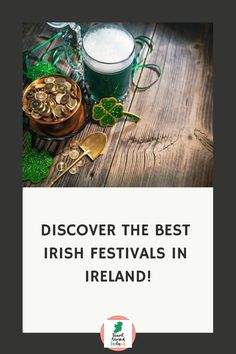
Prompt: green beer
<box><xmin>82</xmin><ymin>23</ymin><xmax>135</xmax><ymax>102</ymax></box>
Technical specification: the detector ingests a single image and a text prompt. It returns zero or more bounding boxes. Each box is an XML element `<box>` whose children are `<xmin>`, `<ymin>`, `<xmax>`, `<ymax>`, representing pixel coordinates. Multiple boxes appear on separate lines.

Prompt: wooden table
<box><xmin>23</xmin><ymin>23</ymin><xmax>213</xmax><ymax>187</ymax></box>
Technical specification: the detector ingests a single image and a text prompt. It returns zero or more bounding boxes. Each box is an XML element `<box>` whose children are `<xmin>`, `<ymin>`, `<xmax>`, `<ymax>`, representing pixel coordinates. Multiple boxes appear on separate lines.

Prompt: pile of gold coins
<box><xmin>56</xmin><ymin>139</ymin><xmax>87</xmax><ymax>175</ymax></box>
<box><xmin>23</xmin><ymin>76</ymin><xmax>79</xmax><ymax>122</ymax></box>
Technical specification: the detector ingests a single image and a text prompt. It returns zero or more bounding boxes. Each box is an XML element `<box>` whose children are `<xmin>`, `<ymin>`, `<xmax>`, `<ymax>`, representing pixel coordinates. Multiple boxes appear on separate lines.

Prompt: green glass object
<box><xmin>82</xmin><ymin>23</ymin><xmax>135</xmax><ymax>102</ymax></box>
<box><xmin>83</xmin><ymin>61</ymin><xmax>133</xmax><ymax>102</ymax></box>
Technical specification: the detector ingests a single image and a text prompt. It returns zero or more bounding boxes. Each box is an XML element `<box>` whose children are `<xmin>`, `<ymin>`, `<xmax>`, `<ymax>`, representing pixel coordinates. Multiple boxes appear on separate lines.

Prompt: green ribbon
<box><xmin>40</xmin><ymin>45</ymin><xmax>65</xmax><ymax>65</ymax></box>
<box><xmin>132</xmin><ymin>35</ymin><xmax>161</xmax><ymax>90</ymax></box>
<box><xmin>24</xmin><ymin>29</ymin><xmax>69</xmax><ymax>80</ymax></box>
<box><xmin>24</xmin><ymin>29</ymin><xmax>161</xmax><ymax>89</ymax></box>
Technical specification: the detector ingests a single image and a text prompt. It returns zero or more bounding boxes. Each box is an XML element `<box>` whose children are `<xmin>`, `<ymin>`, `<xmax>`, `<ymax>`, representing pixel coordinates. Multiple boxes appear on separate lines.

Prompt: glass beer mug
<box><xmin>82</xmin><ymin>23</ymin><xmax>135</xmax><ymax>101</ymax></box>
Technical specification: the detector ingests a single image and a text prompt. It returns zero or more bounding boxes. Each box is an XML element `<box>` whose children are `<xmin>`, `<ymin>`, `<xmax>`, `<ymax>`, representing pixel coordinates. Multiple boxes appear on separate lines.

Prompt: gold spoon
<box><xmin>47</xmin><ymin>132</ymin><xmax>107</xmax><ymax>187</ymax></box>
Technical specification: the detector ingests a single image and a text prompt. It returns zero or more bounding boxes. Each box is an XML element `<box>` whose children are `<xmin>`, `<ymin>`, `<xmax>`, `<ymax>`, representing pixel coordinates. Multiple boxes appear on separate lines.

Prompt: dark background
<box><xmin>1</xmin><ymin>0</ymin><xmax>235</xmax><ymax>353</ymax></box>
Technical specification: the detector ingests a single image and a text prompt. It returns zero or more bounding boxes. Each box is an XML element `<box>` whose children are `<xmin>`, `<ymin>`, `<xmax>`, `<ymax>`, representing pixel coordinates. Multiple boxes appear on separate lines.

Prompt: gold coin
<box><xmin>23</xmin><ymin>105</ymin><xmax>31</xmax><ymax>114</ymax></box>
<box><xmin>44</xmin><ymin>83</ymin><xmax>57</xmax><ymax>94</ymax></box>
<box><xmin>27</xmin><ymin>102</ymin><xmax>32</xmax><ymax>112</ymax></box>
<box><xmin>70</xmin><ymin>140</ymin><xmax>79</xmax><ymax>149</ymax></box>
<box><xmin>61</xmin><ymin>147</ymin><xmax>70</xmax><ymax>156</ymax></box>
<box><xmin>76</xmin><ymin>159</ymin><xmax>85</xmax><ymax>167</ymax></box>
<box><xmin>64</xmin><ymin>81</ymin><xmax>72</xmax><ymax>90</ymax></box>
<box><xmin>55</xmin><ymin>93</ymin><xmax>64</xmax><ymax>104</ymax></box>
<box><xmin>41</xmin><ymin>104</ymin><xmax>51</xmax><ymax>117</ymax></box>
<box><xmin>38</xmin><ymin>104</ymin><xmax>47</xmax><ymax>114</ymax></box>
<box><xmin>31</xmin><ymin>112</ymin><xmax>42</xmax><ymax>119</ymax></box>
<box><xmin>66</xmin><ymin>97</ymin><xmax>77</xmax><ymax>110</ymax></box>
<box><xmin>69</xmin><ymin>150</ymin><xmax>79</xmax><ymax>160</ymax></box>
<box><xmin>55</xmin><ymin>77</ymin><xmax>66</xmax><ymax>85</ymax></box>
<box><xmin>44</xmin><ymin>83</ymin><xmax>54</xmax><ymax>91</ymax></box>
<box><xmin>30</xmin><ymin>99</ymin><xmax>43</xmax><ymax>111</ymax></box>
<box><xmin>26</xmin><ymin>89</ymin><xmax>36</xmax><ymax>99</ymax></box>
<box><xmin>70</xmin><ymin>91</ymin><xmax>77</xmax><ymax>99</ymax></box>
<box><xmin>55</xmin><ymin>105</ymin><xmax>64</xmax><ymax>118</ymax></box>
<box><xmin>71</xmin><ymin>83</ymin><xmax>77</xmax><ymax>92</ymax></box>
<box><xmin>62</xmin><ymin>105</ymin><xmax>70</xmax><ymax>116</ymax></box>
<box><xmin>69</xmin><ymin>165</ymin><xmax>79</xmax><ymax>175</ymax></box>
<box><xmin>57</xmin><ymin>161</ymin><xmax>66</xmax><ymax>172</ymax></box>
<box><xmin>60</xmin><ymin>93</ymin><xmax>70</xmax><ymax>105</ymax></box>
<box><xmin>48</xmin><ymin>98</ymin><xmax>57</xmax><ymax>112</ymax></box>
<box><xmin>35</xmin><ymin>83</ymin><xmax>45</xmax><ymax>89</ymax></box>
<box><xmin>51</xmin><ymin>87</ymin><xmax>58</xmax><ymax>94</ymax></box>
<box><xmin>35</xmin><ymin>91</ymin><xmax>47</xmax><ymax>101</ymax></box>
<box><xmin>44</xmin><ymin>77</ymin><xmax>55</xmax><ymax>84</ymax></box>
<box><xmin>57</xmin><ymin>84</ymin><xmax>67</xmax><ymax>93</ymax></box>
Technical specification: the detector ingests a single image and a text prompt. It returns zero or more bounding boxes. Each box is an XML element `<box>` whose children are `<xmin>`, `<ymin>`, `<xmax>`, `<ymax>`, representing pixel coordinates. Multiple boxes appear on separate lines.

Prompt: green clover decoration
<box><xmin>23</xmin><ymin>132</ymin><xmax>53</xmax><ymax>184</ymax></box>
<box><xmin>92</xmin><ymin>97</ymin><xmax>141</xmax><ymax>126</ymax></box>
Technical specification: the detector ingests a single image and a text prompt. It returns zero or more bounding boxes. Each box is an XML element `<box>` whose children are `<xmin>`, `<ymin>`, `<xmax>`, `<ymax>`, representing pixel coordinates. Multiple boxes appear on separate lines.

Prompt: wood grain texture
<box><xmin>22</xmin><ymin>23</ymin><xmax>213</xmax><ymax>187</ymax></box>
<box><xmin>106</xmin><ymin>24</ymin><xmax>213</xmax><ymax>187</ymax></box>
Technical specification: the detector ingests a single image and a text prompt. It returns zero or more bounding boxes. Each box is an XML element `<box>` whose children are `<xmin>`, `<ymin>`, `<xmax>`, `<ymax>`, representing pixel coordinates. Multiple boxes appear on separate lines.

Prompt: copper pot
<box><xmin>22</xmin><ymin>75</ymin><xmax>85</xmax><ymax>137</ymax></box>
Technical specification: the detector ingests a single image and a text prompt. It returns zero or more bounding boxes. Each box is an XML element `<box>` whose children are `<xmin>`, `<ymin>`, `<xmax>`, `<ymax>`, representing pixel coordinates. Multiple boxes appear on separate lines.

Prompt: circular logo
<box><xmin>100</xmin><ymin>315</ymin><xmax>136</xmax><ymax>351</ymax></box>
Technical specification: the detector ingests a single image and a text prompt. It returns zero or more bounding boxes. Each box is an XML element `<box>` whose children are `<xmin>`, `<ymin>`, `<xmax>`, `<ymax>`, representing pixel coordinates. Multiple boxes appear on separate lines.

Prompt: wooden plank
<box><xmin>23</xmin><ymin>23</ymin><xmax>156</xmax><ymax>187</ymax></box>
<box><xmin>105</xmin><ymin>23</ymin><xmax>213</xmax><ymax>187</ymax></box>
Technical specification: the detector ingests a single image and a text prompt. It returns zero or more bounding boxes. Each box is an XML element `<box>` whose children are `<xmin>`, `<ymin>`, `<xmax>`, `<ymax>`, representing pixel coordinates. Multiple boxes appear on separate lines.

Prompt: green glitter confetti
<box><xmin>92</xmin><ymin>97</ymin><xmax>141</xmax><ymax>126</ymax></box>
<box><xmin>26</xmin><ymin>62</ymin><xmax>58</xmax><ymax>81</ymax></box>
<box><xmin>23</xmin><ymin>132</ymin><xmax>53</xmax><ymax>184</ymax></box>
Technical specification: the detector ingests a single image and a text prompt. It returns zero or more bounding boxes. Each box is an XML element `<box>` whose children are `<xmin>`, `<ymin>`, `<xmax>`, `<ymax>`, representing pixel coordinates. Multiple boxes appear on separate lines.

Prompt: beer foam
<box><xmin>83</xmin><ymin>25</ymin><xmax>134</xmax><ymax>73</ymax></box>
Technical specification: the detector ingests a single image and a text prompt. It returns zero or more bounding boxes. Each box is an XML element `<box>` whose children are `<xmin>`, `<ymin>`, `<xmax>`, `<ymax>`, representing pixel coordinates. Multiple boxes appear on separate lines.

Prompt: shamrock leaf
<box><xmin>101</xmin><ymin>97</ymin><xmax>117</xmax><ymax>111</ymax></box>
<box><xmin>23</xmin><ymin>148</ymin><xmax>53</xmax><ymax>183</ymax></box>
<box><xmin>26</xmin><ymin>61</ymin><xmax>68</xmax><ymax>81</ymax></box>
<box><xmin>93</xmin><ymin>106</ymin><xmax>107</xmax><ymax>121</ymax></box>
<box><xmin>26</xmin><ymin>62</ymin><xmax>58</xmax><ymax>81</ymax></box>
<box><xmin>92</xmin><ymin>97</ymin><xmax>141</xmax><ymax>126</ymax></box>
<box><xmin>23</xmin><ymin>132</ymin><xmax>53</xmax><ymax>184</ymax></box>
<box><xmin>99</xmin><ymin>114</ymin><xmax>116</xmax><ymax>126</ymax></box>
